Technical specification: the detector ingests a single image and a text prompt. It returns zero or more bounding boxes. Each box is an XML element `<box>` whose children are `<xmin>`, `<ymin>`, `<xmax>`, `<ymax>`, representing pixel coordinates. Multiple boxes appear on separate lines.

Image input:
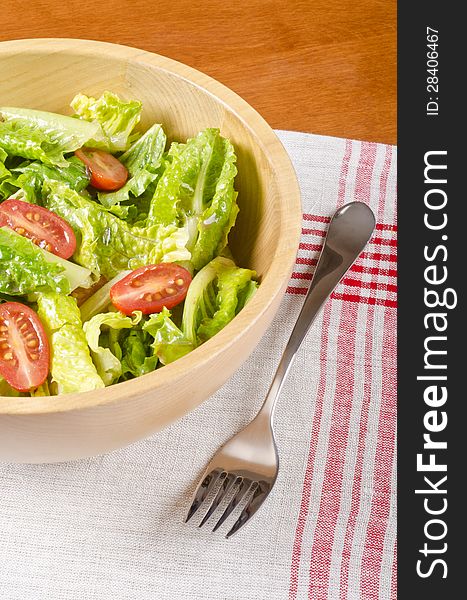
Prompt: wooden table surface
<box><xmin>0</xmin><ymin>0</ymin><xmax>396</xmax><ymax>145</ymax></box>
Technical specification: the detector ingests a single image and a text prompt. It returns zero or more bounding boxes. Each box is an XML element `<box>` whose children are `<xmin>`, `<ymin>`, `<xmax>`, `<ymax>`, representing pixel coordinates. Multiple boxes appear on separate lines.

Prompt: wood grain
<box><xmin>0</xmin><ymin>0</ymin><xmax>396</xmax><ymax>144</ymax></box>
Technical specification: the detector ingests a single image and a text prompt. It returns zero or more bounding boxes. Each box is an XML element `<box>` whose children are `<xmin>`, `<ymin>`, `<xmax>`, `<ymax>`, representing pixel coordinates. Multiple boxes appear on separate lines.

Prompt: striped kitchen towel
<box><xmin>0</xmin><ymin>131</ymin><xmax>397</xmax><ymax>600</ymax></box>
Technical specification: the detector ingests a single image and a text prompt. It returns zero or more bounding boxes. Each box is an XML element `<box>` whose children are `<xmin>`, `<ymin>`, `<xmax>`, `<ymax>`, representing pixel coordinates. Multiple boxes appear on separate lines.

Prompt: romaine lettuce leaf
<box><xmin>0</xmin><ymin>227</ymin><xmax>71</xmax><ymax>295</ymax></box>
<box><xmin>79</xmin><ymin>271</ymin><xmax>131</xmax><ymax>323</ymax></box>
<box><xmin>36</xmin><ymin>292</ymin><xmax>104</xmax><ymax>394</ymax></box>
<box><xmin>143</xmin><ymin>307</ymin><xmax>194</xmax><ymax>365</ymax></box>
<box><xmin>30</xmin><ymin>380</ymin><xmax>50</xmax><ymax>397</ymax></box>
<box><xmin>83</xmin><ymin>311</ymin><xmax>142</xmax><ymax>385</ymax></box>
<box><xmin>97</xmin><ymin>123</ymin><xmax>166</xmax><ymax>208</ymax></box>
<box><xmin>0</xmin><ymin>161</ymin><xmax>12</xmax><ymax>200</ymax></box>
<box><xmin>50</xmin><ymin>325</ymin><xmax>106</xmax><ymax>394</ymax></box>
<box><xmin>147</xmin><ymin>128</ymin><xmax>239</xmax><ymax>271</ymax></box>
<box><xmin>6</xmin><ymin>157</ymin><xmax>90</xmax><ymax>204</ymax></box>
<box><xmin>119</xmin><ymin>329</ymin><xmax>158</xmax><ymax>379</ymax></box>
<box><xmin>35</xmin><ymin>290</ymin><xmax>82</xmax><ymax>330</ymax></box>
<box><xmin>196</xmin><ymin>263</ymin><xmax>257</xmax><ymax>342</ymax></box>
<box><xmin>43</xmin><ymin>181</ymin><xmax>191</xmax><ymax>278</ymax></box>
<box><xmin>0</xmin><ymin>165</ymin><xmax>9</xmax><ymax>183</ymax></box>
<box><xmin>0</xmin><ymin>376</ymin><xmax>21</xmax><ymax>397</ymax></box>
<box><xmin>0</xmin><ymin>120</ymin><xmax>68</xmax><ymax>167</ymax></box>
<box><xmin>0</xmin><ymin>155</ymin><xmax>16</xmax><ymax>200</ymax></box>
<box><xmin>0</xmin><ymin>181</ymin><xmax>16</xmax><ymax>200</ymax></box>
<box><xmin>0</xmin><ymin>149</ymin><xmax>9</xmax><ymax>179</ymax></box>
<box><xmin>236</xmin><ymin>279</ymin><xmax>259</xmax><ymax>313</ymax></box>
<box><xmin>0</xmin><ymin>165</ymin><xmax>9</xmax><ymax>181</ymax></box>
<box><xmin>0</xmin><ymin>226</ymin><xmax>92</xmax><ymax>295</ymax></box>
<box><xmin>0</xmin><ymin>107</ymin><xmax>104</xmax><ymax>166</ymax></box>
<box><xmin>182</xmin><ymin>256</ymin><xmax>257</xmax><ymax>345</ymax></box>
<box><xmin>70</xmin><ymin>91</ymin><xmax>142</xmax><ymax>152</ymax></box>
<box><xmin>0</xmin><ymin>152</ymin><xmax>18</xmax><ymax>200</ymax></box>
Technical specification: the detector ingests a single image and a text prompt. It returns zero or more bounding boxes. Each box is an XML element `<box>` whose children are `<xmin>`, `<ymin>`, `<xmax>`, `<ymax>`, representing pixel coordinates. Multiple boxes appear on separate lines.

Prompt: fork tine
<box><xmin>198</xmin><ymin>473</ymin><xmax>237</xmax><ymax>528</ymax></box>
<box><xmin>185</xmin><ymin>468</ymin><xmax>225</xmax><ymax>523</ymax></box>
<box><xmin>212</xmin><ymin>478</ymin><xmax>253</xmax><ymax>532</ymax></box>
<box><xmin>225</xmin><ymin>481</ymin><xmax>270</xmax><ymax>538</ymax></box>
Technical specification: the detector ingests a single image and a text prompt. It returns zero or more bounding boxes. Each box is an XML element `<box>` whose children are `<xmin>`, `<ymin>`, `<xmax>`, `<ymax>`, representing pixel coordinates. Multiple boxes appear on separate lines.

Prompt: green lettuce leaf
<box><xmin>0</xmin><ymin>376</ymin><xmax>21</xmax><ymax>397</ymax></box>
<box><xmin>0</xmin><ymin>181</ymin><xmax>16</xmax><ymax>200</ymax></box>
<box><xmin>79</xmin><ymin>271</ymin><xmax>131</xmax><ymax>323</ymax></box>
<box><xmin>0</xmin><ymin>227</ymin><xmax>92</xmax><ymax>295</ymax></box>
<box><xmin>43</xmin><ymin>181</ymin><xmax>190</xmax><ymax>279</ymax></box>
<box><xmin>7</xmin><ymin>157</ymin><xmax>90</xmax><ymax>204</ymax></box>
<box><xmin>35</xmin><ymin>290</ymin><xmax>82</xmax><ymax>330</ymax></box>
<box><xmin>147</xmin><ymin>128</ymin><xmax>239</xmax><ymax>271</ymax></box>
<box><xmin>0</xmin><ymin>163</ymin><xmax>9</xmax><ymax>181</ymax></box>
<box><xmin>119</xmin><ymin>328</ymin><xmax>158</xmax><ymax>379</ymax></box>
<box><xmin>0</xmin><ymin>155</ymin><xmax>12</xmax><ymax>199</ymax></box>
<box><xmin>105</xmin><ymin>202</ymin><xmax>140</xmax><ymax>223</ymax></box>
<box><xmin>0</xmin><ymin>227</ymin><xmax>71</xmax><ymax>296</ymax></box>
<box><xmin>36</xmin><ymin>292</ymin><xmax>104</xmax><ymax>394</ymax></box>
<box><xmin>30</xmin><ymin>380</ymin><xmax>51</xmax><ymax>397</ymax></box>
<box><xmin>97</xmin><ymin>123</ymin><xmax>166</xmax><ymax>209</ymax></box>
<box><xmin>0</xmin><ymin>148</ymin><xmax>9</xmax><ymax>178</ymax></box>
<box><xmin>143</xmin><ymin>307</ymin><xmax>194</xmax><ymax>365</ymax></box>
<box><xmin>0</xmin><ymin>151</ymin><xmax>19</xmax><ymax>200</ymax></box>
<box><xmin>70</xmin><ymin>91</ymin><xmax>142</xmax><ymax>152</ymax></box>
<box><xmin>83</xmin><ymin>311</ymin><xmax>142</xmax><ymax>385</ymax></box>
<box><xmin>0</xmin><ymin>107</ymin><xmax>103</xmax><ymax>166</ymax></box>
<box><xmin>0</xmin><ymin>154</ymin><xmax>16</xmax><ymax>200</ymax></box>
<box><xmin>182</xmin><ymin>256</ymin><xmax>257</xmax><ymax>345</ymax></box>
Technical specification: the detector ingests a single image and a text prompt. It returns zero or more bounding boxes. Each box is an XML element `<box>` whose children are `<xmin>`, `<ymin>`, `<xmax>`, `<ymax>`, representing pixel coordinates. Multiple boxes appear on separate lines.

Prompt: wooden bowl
<box><xmin>0</xmin><ymin>39</ymin><xmax>301</xmax><ymax>463</ymax></box>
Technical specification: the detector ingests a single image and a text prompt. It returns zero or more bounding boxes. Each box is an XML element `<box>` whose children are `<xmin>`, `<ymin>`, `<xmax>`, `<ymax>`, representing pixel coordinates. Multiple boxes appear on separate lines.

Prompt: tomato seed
<box><xmin>175</xmin><ymin>278</ymin><xmax>184</xmax><ymax>286</ymax></box>
<box><xmin>27</xmin><ymin>340</ymin><xmax>38</xmax><ymax>348</ymax></box>
<box><xmin>1</xmin><ymin>342</ymin><xmax>9</xmax><ymax>349</ymax></box>
<box><xmin>15</xmin><ymin>227</ymin><xmax>26</xmax><ymax>235</ymax></box>
<box><xmin>26</xmin><ymin>212</ymin><xmax>34</xmax><ymax>220</ymax></box>
<box><xmin>0</xmin><ymin>325</ymin><xmax>7</xmax><ymax>332</ymax></box>
<box><xmin>33</xmin><ymin>213</ymin><xmax>41</xmax><ymax>221</ymax></box>
<box><xmin>154</xmin><ymin>293</ymin><xmax>162</xmax><ymax>300</ymax></box>
<box><xmin>30</xmin><ymin>353</ymin><xmax>39</xmax><ymax>360</ymax></box>
<box><xmin>143</xmin><ymin>293</ymin><xmax>153</xmax><ymax>302</ymax></box>
<box><xmin>132</xmin><ymin>280</ymin><xmax>144</xmax><ymax>287</ymax></box>
<box><xmin>165</xmin><ymin>287</ymin><xmax>175</xmax><ymax>295</ymax></box>
<box><xmin>3</xmin><ymin>352</ymin><xmax>13</xmax><ymax>361</ymax></box>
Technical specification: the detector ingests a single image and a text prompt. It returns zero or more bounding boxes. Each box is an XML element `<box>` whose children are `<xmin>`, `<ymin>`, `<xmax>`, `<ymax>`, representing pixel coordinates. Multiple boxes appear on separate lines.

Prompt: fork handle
<box><xmin>258</xmin><ymin>202</ymin><xmax>375</xmax><ymax>421</ymax></box>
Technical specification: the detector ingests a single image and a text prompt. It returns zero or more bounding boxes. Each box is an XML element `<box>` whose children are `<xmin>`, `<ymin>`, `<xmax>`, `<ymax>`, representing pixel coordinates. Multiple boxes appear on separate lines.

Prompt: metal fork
<box><xmin>185</xmin><ymin>201</ymin><xmax>376</xmax><ymax>537</ymax></box>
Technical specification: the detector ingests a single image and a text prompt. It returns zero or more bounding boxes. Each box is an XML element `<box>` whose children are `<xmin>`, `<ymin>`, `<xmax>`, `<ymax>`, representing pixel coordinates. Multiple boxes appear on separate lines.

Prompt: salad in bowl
<box><xmin>0</xmin><ymin>91</ymin><xmax>257</xmax><ymax>396</ymax></box>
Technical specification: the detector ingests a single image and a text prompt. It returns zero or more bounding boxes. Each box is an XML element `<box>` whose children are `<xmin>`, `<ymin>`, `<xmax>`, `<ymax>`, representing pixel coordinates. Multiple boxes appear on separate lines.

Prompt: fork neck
<box><xmin>257</xmin><ymin>343</ymin><xmax>297</xmax><ymax>424</ymax></box>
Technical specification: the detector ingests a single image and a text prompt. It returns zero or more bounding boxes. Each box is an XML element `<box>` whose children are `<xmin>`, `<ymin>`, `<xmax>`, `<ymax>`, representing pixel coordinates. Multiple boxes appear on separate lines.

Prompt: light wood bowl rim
<box><xmin>0</xmin><ymin>38</ymin><xmax>302</xmax><ymax>415</ymax></box>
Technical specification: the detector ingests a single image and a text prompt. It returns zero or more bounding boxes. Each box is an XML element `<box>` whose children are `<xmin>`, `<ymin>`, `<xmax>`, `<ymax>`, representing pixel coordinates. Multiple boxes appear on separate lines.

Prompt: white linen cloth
<box><xmin>0</xmin><ymin>130</ymin><xmax>397</xmax><ymax>600</ymax></box>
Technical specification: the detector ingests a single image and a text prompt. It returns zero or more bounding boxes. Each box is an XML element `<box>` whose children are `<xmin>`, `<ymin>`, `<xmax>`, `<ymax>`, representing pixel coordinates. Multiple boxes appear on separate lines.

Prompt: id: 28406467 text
<box><xmin>426</xmin><ymin>27</ymin><xmax>439</xmax><ymax>116</ymax></box>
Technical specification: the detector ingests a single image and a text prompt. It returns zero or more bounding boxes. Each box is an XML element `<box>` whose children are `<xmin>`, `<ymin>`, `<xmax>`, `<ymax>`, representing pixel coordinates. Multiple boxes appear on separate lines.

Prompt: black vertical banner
<box><xmin>398</xmin><ymin>5</ymin><xmax>464</xmax><ymax>597</ymax></box>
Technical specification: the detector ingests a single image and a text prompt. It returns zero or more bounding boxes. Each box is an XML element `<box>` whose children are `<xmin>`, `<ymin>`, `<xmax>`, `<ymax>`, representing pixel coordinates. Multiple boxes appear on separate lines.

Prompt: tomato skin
<box><xmin>0</xmin><ymin>302</ymin><xmax>50</xmax><ymax>392</ymax></box>
<box><xmin>0</xmin><ymin>199</ymin><xmax>76</xmax><ymax>259</ymax></box>
<box><xmin>110</xmin><ymin>264</ymin><xmax>192</xmax><ymax>315</ymax></box>
<box><xmin>75</xmin><ymin>148</ymin><xmax>128</xmax><ymax>191</ymax></box>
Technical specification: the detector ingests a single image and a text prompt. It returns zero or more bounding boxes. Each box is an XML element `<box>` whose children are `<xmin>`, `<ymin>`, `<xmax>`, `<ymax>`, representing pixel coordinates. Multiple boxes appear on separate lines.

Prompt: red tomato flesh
<box><xmin>0</xmin><ymin>199</ymin><xmax>76</xmax><ymax>259</ymax></box>
<box><xmin>110</xmin><ymin>264</ymin><xmax>192</xmax><ymax>315</ymax></box>
<box><xmin>75</xmin><ymin>147</ymin><xmax>128</xmax><ymax>191</ymax></box>
<box><xmin>0</xmin><ymin>302</ymin><xmax>50</xmax><ymax>392</ymax></box>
